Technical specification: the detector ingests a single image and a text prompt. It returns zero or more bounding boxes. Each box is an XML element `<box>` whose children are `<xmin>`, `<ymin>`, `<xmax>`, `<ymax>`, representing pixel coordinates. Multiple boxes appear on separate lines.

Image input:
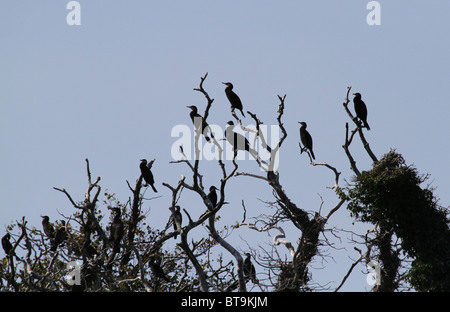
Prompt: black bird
<box><xmin>207</xmin><ymin>185</ymin><xmax>218</xmax><ymax>209</ymax></box>
<box><xmin>298</xmin><ymin>122</ymin><xmax>315</xmax><ymax>160</ymax></box>
<box><xmin>2</xmin><ymin>233</ymin><xmax>13</xmax><ymax>256</ymax></box>
<box><xmin>51</xmin><ymin>220</ymin><xmax>67</xmax><ymax>252</ymax></box>
<box><xmin>353</xmin><ymin>92</ymin><xmax>371</xmax><ymax>130</ymax></box>
<box><xmin>140</xmin><ymin>159</ymin><xmax>158</xmax><ymax>192</ymax></box>
<box><xmin>186</xmin><ymin>105</ymin><xmax>213</xmax><ymax>142</ymax></box>
<box><xmin>223</xmin><ymin>82</ymin><xmax>245</xmax><ymax>118</ymax></box>
<box><xmin>243</xmin><ymin>253</ymin><xmax>258</xmax><ymax>284</ymax></box>
<box><xmin>41</xmin><ymin>215</ymin><xmax>55</xmax><ymax>240</ymax></box>
<box><xmin>225</xmin><ymin>121</ymin><xmax>260</xmax><ymax>162</ymax></box>
<box><xmin>149</xmin><ymin>257</ymin><xmax>170</xmax><ymax>282</ymax></box>
<box><xmin>172</xmin><ymin>205</ymin><xmax>182</xmax><ymax>239</ymax></box>
<box><xmin>109</xmin><ymin>208</ymin><xmax>124</xmax><ymax>253</ymax></box>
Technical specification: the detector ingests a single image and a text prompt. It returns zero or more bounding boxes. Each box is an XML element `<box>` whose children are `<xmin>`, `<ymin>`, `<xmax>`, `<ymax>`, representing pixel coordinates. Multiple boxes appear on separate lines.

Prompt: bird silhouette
<box><xmin>223</xmin><ymin>82</ymin><xmax>245</xmax><ymax>118</ymax></box>
<box><xmin>41</xmin><ymin>215</ymin><xmax>55</xmax><ymax>240</ymax></box>
<box><xmin>186</xmin><ymin>105</ymin><xmax>213</xmax><ymax>142</ymax></box>
<box><xmin>109</xmin><ymin>208</ymin><xmax>124</xmax><ymax>253</ymax></box>
<box><xmin>51</xmin><ymin>220</ymin><xmax>67</xmax><ymax>252</ymax></box>
<box><xmin>149</xmin><ymin>257</ymin><xmax>170</xmax><ymax>282</ymax></box>
<box><xmin>207</xmin><ymin>186</ymin><xmax>218</xmax><ymax>209</ymax></box>
<box><xmin>243</xmin><ymin>253</ymin><xmax>258</xmax><ymax>284</ymax></box>
<box><xmin>140</xmin><ymin>159</ymin><xmax>158</xmax><ymax>192</ymax></box>
<box><xmin>2</xmin><ymin>233</ymin><xmax>14</xmax><ymax>256</ymax></box>
<box><xmin>171</xmin><ymin>205</ymin><xmax>182</xmax><ymax>239</ymax></box>
<box><xmin>298</xmin><ymin>122</ymin><xmax>315</xmax><ymax>160</ymax></box>
<box><xmin>353</xmin><ymin>92</ymin><xmax>371</xmax><ymax>130</ymax></box>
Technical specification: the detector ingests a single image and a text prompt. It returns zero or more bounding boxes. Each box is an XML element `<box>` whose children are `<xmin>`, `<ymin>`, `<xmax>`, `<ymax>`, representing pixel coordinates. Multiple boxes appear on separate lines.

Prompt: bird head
<box><xmin>186</xmin><ymin>105</ymin><xmax>197</xmax><ymax>111</ymax></box>
<box><xmin>140</xmin><ymin>159</ymin><xmax>147</xmax><ymax>164</ymax></box>
<box><xmin>353</xmin><ymin>92</ymin><xmax>361</xmax><ymax>98</ymax></box>
<box><xmin>41</xmin><ymin>215</ymin><xmax>50</xmax><ymax>221</ymax></box>
<box><xmin>222</xmin><ymin>82</ymin><xmax>233</xmax><ymax>88</ymax></box>
<box><xmin>209</xmin><ymin>185</ymin><xmax>218</xmax><ymax>191</ymax></box>
<box><xmin>226</xmin><ymin>120</ymin><xmax>235</xmax><ymax>126</ymax></box>
<box><xmin>298</xmin><ymin>121</ymin><xmax>307</xmax><ymax>127</ymax></box>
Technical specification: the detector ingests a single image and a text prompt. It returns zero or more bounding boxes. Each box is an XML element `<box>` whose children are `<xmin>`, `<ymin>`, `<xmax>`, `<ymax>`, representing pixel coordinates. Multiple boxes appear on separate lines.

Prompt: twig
<box><xmin>334</xmin><ymin>247</ymin><xmax>363</xmax><ymax>292</ymax></box>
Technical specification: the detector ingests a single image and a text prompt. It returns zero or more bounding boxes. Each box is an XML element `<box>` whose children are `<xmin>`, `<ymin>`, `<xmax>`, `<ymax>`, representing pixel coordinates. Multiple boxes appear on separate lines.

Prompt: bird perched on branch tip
<box><xmin>353</xmin><ymin>92</ymin><xmax>371</xmax><ymax>130</ymax></box>
<box><xmin>298</xmin><ymin>121</ymin><xmax>315</xmax><ymax>160</ymax></box>
<box><xmin>140</xmin><ymin>159</ymin><xmax>158</xmax><ymax>192</ymax></box>
<box><xmin>223</xmin><ymin>82</ymin><xmax>245</xmax><ymax>118</ymax></box>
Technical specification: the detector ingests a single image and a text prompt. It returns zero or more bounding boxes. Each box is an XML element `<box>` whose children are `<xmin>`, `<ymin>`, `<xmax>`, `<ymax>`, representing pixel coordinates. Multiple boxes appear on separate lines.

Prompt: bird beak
<box><xmin>222</xmin><ymin>82</ymin><xmax>226</xmax><ymax>85</ymax></box>
<box><xmin>352</xmin><ymin>93</ymin><xmax>356</xmax><ymax>95</ymax></box>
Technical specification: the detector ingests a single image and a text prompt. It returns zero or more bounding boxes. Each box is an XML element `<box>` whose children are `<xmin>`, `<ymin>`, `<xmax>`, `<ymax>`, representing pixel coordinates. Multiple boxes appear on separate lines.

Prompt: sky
<box><xmin>1</xmin><ymin>1</ymin><xmax>449</xmax><ymax>291</ymax></box>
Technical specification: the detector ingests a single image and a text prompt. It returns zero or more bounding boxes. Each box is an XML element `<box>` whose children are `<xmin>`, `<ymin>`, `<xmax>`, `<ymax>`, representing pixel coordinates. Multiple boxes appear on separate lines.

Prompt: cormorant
<box><xmin>149</xmin><ymin>257</ymin><xmax>170</xmax><ymax>282</ymax></box>
<box><xmin>207</xmin><ymin>185</ymin><xmax>218</xmax><ymax>209</ymax></box>
<box><xmin>298</xmin><ymin>122</ymin><xmax>315</xmax><ymax>160</ymax></box>
<box><xmin>186</xmin><ymin>105</ymin><xmax>213</xmax><ymax>142</ymax></box>
<box><xmin>225</xmin><ymin>121</ymin><xmax>249</xmax><ymax>152</ymax></box>
<box><xmin>109</xmin><ymin>208</ymin><xmax>124</xmax><ymax>253</ymax></box>
<box><xmin>225</xmin><ymin>121</ymin><xmax>261</xmax><ymax>165</ymax></box>
<box><xmin>243</xmin><ymin>253</ymin><xmax>258</xmax><ymax>284</ymax></box>
<box><xmin>172</xmin><ymin>205</ymin><xmax>182</xmax><ymax>239</ymax></box>
<box><xmin>2</xmin><ymin>233</ymin><xmax>13</xmax><ymax>256</ymax></box>
<box><xmin>51</xmin><ymin>220</ymin><xmax>67</xmax><ymax>252</ymax></box>
<box><xmin>41</xmin><ymin>215</ymin><xmax>55</xmax><ymax>240</ymax></box>
<box><xmin>223</xmin><ymin>82</ymin><xmax>245</xmax><ymax>118</ymax></box>
<box><xmin>353</xmin><ymin>93</ymin><xmax>371</xmax><ymax>130</ymax></box>
<box><xmin>140</xmin><ymin>159</ymin><xmax>158</xmax><ymax>192</ymax></box>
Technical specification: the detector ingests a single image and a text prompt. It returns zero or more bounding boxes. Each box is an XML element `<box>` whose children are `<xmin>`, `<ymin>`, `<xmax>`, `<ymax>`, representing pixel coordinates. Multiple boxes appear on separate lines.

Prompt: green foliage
<box><xmin>346</xmin><ymin>150</ymin><xmax>450</xmax><ymax>291</ymax></box>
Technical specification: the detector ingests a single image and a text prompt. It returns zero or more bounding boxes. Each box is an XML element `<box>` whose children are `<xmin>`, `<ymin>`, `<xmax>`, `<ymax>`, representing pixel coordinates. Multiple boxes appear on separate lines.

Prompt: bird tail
<box><xmin>150</xmin><ymin>184</ymin><xmax>158</xmax><ymax>193</ymax></box>
<box><xmin>310</xmin><ymin>150</ymin><xmax>316</xmax><ymax>160</ymax></box>
<box><xmin>240</xmin><ymin>109</ymin><xmax>246</xmax><ymax>118</ymax></box>
<box><xmin>364</xmin><ymin>121</ymin><xmax>371</xmax><ymax>130</ymax></box>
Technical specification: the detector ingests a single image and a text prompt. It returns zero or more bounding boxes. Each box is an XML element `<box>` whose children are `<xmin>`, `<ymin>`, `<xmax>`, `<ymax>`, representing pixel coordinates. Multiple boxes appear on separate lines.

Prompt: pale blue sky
<box><xmin>1</xmin><ymin>1</ymin><xmax>449</xmax><ymax>291</ymax></box>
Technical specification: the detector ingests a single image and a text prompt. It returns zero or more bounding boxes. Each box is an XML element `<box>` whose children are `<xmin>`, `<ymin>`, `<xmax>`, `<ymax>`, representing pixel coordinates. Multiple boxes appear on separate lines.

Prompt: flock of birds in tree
<box><xmin>1</xmin><ymin>82</ymin><xmax>371</xmax><ymax>286</ymax></box>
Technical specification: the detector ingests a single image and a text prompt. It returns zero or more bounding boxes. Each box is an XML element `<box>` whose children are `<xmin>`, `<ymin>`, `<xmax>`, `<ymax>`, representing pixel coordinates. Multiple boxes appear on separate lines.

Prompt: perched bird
<box><xmin>41</xmin><ymin>215</ymin><xmax>55</xmax><ymax>240</ymax></box>
<box><xmin>171</xmin><ymin>205</ymin><xmax>182</xmax><ymax>239</ymax></box>
<box><xmin>223</xmin><ymin>82</ymin><xmax>245</xmax><ymax>118</ymax></box>
<box><xmin>225</xmin><ymin>121</ymin><xmax>249</xmax><ymax>152</ymax></box>
<box><xmin>51</xmin><ymin>220</ymin><xmax>67</xmax><ymax>252</ymax></box>
<box><xmin>2</xmin><ymin>233</ymin><xmax>14</xmax><ymax>256</ymax></box>
<box><xmin>353</xmin><ymin>93</ymin><xmax>371</xmax><ymax>130</ymax></box>
<box><xmin>140</xmin><ymin>159</ymin><xmax>158</xmax><ymax>192</ymax></box>
<box><xmin>243</xmin><ymin>253</ymin><xmax>258</xmax><ymax>284</ymax></box>
<box><xmin>186</xmin><ymin>105</ymin><xmax>213</xmax><ymax>142</ymax></box>
<box><xmin>109</xmin><ymin>208</ymin><xmax>124</xmax><ymax>253</ymax></box>
<box><xmin>225</xmin><ymin>121</ymin><xmax>261</xmax><ymax>165</ymax></box>
<box><xmin>207</xmin><ymin>185</ymin><xmax>218</xmax><ymax>209</ymax></box>
<box><xmin>149</xmin><ymin>257</ymin><xmax>170</xmax><ymax>282</ymax></box>
<box><xmin>298</xmin><ymin>122</ymin><xmax>315</xmax><ymax>160</ymax></box>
